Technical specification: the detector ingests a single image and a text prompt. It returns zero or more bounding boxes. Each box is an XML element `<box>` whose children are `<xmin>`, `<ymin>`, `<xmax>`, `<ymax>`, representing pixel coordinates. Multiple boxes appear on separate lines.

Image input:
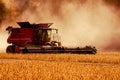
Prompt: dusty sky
<box><xmin>0</xmin><ymin>0</ymin><xmax>120</xmax><ymax>52</ymax></box>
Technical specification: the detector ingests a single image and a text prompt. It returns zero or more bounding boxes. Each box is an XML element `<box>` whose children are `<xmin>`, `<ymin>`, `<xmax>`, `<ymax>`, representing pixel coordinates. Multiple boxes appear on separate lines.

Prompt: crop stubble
<box><xmin>0</xmin><ymin>52</ymin><xmax>120</xmax><ymax>80</ymax></box>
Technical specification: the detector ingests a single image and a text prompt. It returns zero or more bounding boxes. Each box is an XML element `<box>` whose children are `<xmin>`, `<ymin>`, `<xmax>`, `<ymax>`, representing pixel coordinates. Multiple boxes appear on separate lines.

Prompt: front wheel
<box><xmin>6</xmin><ymin>45</ymin><xmax>15</xmax><ymax>53</ymax></box>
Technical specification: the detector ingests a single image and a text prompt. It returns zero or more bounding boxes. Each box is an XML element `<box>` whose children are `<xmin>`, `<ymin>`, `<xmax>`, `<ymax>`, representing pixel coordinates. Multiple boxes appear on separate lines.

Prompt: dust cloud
<box><xmin>0</xmin><ymin>0</ymin><xmax>120</xmax><ymax>52</ymax></box>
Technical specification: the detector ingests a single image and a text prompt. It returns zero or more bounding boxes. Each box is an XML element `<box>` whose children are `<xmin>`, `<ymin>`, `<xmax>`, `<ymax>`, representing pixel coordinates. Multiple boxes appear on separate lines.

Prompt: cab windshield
<box><xmin>37</xmin><ymin>29</ymin><xmax>57</xmax><ymax>42</ymax></box>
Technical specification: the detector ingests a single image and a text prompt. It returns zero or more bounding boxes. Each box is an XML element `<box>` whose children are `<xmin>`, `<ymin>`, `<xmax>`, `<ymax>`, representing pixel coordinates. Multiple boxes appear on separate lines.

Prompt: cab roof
<box><xmin>17</xmin><ymin>22</ymin><xmax>53</xmax><ymax>28</ymax></box>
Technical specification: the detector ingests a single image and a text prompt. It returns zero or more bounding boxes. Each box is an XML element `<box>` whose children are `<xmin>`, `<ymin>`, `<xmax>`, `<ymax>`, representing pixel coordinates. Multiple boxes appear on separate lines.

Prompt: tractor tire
<box><xmin>22</xmin><ymin>48</ymin><xmax>28</xmax><ymax>53</ymax></box>
<box><xmin>6</xmin><ymin>45</ymin><xmax>15</xmax><ymax>53</ymax></box>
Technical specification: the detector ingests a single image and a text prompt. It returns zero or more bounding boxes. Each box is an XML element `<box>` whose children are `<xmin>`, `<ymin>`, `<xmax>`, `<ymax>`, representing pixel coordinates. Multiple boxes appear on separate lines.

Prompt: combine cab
<box><xmin>6</xmin><ymin>22</ymin><xmax>97</xmax><ymax>54</ymax></box>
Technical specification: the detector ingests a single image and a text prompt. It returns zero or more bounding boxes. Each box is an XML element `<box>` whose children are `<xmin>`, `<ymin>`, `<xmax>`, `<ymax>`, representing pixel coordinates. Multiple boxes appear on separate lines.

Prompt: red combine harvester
<box><xmin>6</xmin><ymin>22</ymin><xmax>97</xmax><ymax>54</ymax></box>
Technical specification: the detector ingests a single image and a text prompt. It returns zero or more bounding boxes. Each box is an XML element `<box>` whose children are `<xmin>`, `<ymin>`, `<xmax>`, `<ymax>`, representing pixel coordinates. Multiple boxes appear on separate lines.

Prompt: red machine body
<box><xmin>7</xmin><ymin>22</ymin><xmax>58</xmax><ymax>46</ymax></box>
<box><xmin>7</xmin><ymin>28</ymin><xmax>33</xmax><ymax>46</ymax></box>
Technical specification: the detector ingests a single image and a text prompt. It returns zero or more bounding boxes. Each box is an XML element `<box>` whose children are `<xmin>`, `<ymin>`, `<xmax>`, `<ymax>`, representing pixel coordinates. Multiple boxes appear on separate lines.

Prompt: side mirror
<box><xmin>6</xmin><ymin>26</ymin><xmax>13</xmax><ymax>33</ymax></box>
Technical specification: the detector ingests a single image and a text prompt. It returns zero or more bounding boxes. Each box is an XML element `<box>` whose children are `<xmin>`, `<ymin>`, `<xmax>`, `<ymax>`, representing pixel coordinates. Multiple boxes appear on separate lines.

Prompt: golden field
<box><xmin>0</xmin><ymin>52</ymin><xmax>120</xmax><ymax>80</ymax></box>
